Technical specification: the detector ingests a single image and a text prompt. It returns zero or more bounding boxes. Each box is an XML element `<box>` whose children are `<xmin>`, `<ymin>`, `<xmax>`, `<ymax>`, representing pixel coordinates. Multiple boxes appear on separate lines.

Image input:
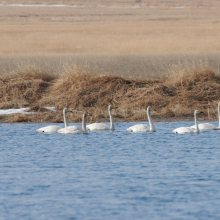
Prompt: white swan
<box><xmin>86</xmin><ymin>104</ymin><xmax>118</xmax><ymax>131</ymax></box>
<box><xmin>57</xmin><ymin>112</ymin><xmax>91</xmax><ymax>134</ymax></box>
<box><xmin>36</xmin><ymin>108</ymin><xmax>72</xmax><ymax>133</ymax></box>
<box><xmin>172</xmin><ymin>110</ymin><xmax>204</xmax><ymax>134</ymax></box>
<box><xmin>190</xmin><ymin>102</ymin><xmax>220</xmax><ymax>130</ymax></box>
<box><xmin>127</xmin><ymin>106</ymin><xmax>156</xmax><ymax>132</ymax></box>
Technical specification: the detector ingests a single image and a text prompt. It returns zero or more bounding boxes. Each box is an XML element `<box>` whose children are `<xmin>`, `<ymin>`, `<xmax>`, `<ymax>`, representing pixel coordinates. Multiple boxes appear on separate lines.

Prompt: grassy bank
<box><xmin>0</xmin><ymin>59</ymin><xmax>220</xmax><ymax>123</ymax></box>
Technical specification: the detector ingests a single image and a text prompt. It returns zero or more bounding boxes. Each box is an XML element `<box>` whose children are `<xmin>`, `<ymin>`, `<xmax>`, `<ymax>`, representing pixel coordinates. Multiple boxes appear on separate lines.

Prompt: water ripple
<box><xmin>0</xmin><ymin>121</ymin><xmax>220</xmax><ymax>219</ymax></box>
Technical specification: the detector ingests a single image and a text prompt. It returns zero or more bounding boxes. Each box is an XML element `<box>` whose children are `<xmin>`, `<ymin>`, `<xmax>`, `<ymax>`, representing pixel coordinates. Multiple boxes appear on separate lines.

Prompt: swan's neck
<box><xmin>109</xmin><ymin>108</ymin><xmax>115</xmax><ymax>130</ymax></box>
<box><xmin>147</xmin><ymin>109</ymin><xmax>156</xmax><ymax>132</ymax></box>
<box><xmin>218</xmin><ymin>103</ymin><xmax>220</xmax><ymax>127</ymax></box>
<box><xmin>194</xmin><ymin>112</ymin><xmax>199</xmax><ymax>133</ymax></box>
<box><xmin>63</xmin><ymin>109</ymin><xmax>68</xmax><ymax>128</ymax></box>
<box><xmin>82</xmin><ymin>114</ymin><xmax>87</xmax><ymax>134</ymax></box>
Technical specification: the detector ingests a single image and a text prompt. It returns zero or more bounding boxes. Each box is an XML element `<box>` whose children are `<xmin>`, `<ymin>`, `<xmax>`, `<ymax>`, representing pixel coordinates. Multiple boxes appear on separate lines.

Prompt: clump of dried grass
<box><xmin>38</xmin><ymin>65</ymin><xmax>162</xmax><ymax>121</ymax></box>
<box><xmin>165</xmin><ymin>60</ymin><xmax>217</xmax><ymax>87</ymax></box>
<box><xmin>12</xmin><ymin>115</ymin><xmax>29</xmax><ymax>123</ymax></box>
<box><xmin>160</xmin><ymin>60</ymin><xmax>220</xmax><ymax>117</ymax></box>
<box><xmin>39</xmin><ymin>65</ymin><xmax>129</xmax><ymax>107</ymax></box>
<box><xmin>0</xmin><ymin>63</ymin><xmax>57</xmax><ymax>109</ymax></box>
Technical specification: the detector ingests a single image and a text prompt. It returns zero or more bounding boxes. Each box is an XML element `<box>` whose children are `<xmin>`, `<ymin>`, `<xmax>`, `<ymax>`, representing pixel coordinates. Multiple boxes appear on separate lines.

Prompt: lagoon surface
<box><xmin>1</xmin><ymin>121</ymin><xmax>220</xmax><ymax>220</ymax></box>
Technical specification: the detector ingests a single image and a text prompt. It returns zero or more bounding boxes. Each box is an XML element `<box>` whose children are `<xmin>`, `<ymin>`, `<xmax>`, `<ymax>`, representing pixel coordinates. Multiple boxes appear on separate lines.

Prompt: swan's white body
<box><xmin>191</xmin><ymin>123</ymin><xmax>219</xmax><ymax>131</ymax></box>
<box><xmin>37</xmin><ymin>125</ymin><xmax>62</xmax><ymax>133</ymax></box>
<box><xmin>86</xmin><ymin>105</ymin><xmax>117</xmax><ymax>131</ymax></box>
<box><xmin>86</xmin><ymin>123</ymin><xmax>110</xmax><ymax>130</ymax></box>
<box><xmin>172</xmin><ymin>127</ymin><xmax>196</xmax><ymax>134</ymax></box>
<box><xmin>127</xmin><ymin>106</ymin><xmax>156</xmax><ymax>132</ymax></box>
<box><xmin>190</xmin><ymin>103</ymin><xmax>220</xmax><ymax>131</ymax></box>
<box><xmin>58</xmin><ymin>112</ymin><xmax>90</xmax><ymax>134</ymax></box>
<box><xmin>127</xmin><ymin>124</ymin><xmax>150</xmax><ymax>132</ymax></box>
<box><xmin>57</xmin><ymin>126</ymin><xmax>83</xmax><ymax>134</ymax></box>
<box><xmin>36</xmin><ymin>108</ymin><xmax>72</xmax><ymax>133</ymax></box>
<box><xmin>172</xmin><ymin>110</ymin><xmax>203</xmax><ymax>134</ymax></box>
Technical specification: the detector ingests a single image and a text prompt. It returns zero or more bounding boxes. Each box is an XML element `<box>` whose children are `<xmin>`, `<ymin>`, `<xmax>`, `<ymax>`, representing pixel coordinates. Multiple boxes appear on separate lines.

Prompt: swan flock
<box><xmin>36</xmin><ymin>102</ymin><xmax>220</xmax><ymax>134</ymax></box>
<box><xmin>37</xmin><ymin>108</ymin><xmax>91</xmax><ymax>134</ymax></box>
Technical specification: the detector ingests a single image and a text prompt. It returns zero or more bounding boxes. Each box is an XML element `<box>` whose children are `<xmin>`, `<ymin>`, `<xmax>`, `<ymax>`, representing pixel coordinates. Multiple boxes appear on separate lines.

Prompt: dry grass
<box><xmin>0</xmin><ymin>64</ymin><xmax>56</xmax><ymax>109</ymax></box>
<box><xmin>1</xmin><ymin>53</ymin><xmax>220</xmax><ymax>78</ymax></box>
<box><xmin>163</xmin><ymin>62</ymin><xmax>220</xmax><ymax>117</ymax></box>
<box><xmin>1</xmin><ymin>60</ymin><xmax>220</xmax><ymax>123</ymax></box>
<box><xmin>0</xmin><ymin>2</ymin><xmax>220</xmax><ymax>55</ymax></box>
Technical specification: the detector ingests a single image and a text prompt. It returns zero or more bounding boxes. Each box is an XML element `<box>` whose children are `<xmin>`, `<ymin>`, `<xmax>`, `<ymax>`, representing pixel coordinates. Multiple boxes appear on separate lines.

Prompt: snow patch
<box><xmin>0</xmin><ymin>4</ymin><xmax>188</xmax><ymax>9</ymax></box>
<box><xmin>0</xmin><ymin>108</ymin><xmax>30</xmax><ymax>115</ymax></box>
<box><xmin>45</xmin><ymin>107</ymin><xmax>57</xmax><ymax>112</ymax></box>
<box><xmin>3</xmin><ymin>4</ymin><xmax>84</xmax><ymax>8</ymax></box>
<box><xmin>175</xmin><ymin>6</ymin><xmax>185</xmax><ymax>9</ymax></box>
<box><xmin>0</xmin><ymin>107</ymin><xmax>57</xmax><ymax>115</ymax></box>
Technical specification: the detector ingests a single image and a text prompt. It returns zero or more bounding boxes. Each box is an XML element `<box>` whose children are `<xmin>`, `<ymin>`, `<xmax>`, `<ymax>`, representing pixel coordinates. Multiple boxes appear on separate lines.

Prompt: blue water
<box><xmin>1</xmin><ymin>121</ymin><xmax>220</xmax><ymax>220</ymax></box>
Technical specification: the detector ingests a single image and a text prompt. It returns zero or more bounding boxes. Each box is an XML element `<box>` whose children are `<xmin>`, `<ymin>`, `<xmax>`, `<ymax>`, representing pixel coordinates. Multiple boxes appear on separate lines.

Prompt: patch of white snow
<box><xmin>45</xmin><ymin>107</ymin><xmax>57</xmax><ymax>112</ymax></box>
<box><xmin>0</xmin><ymin>107</ymin><xmax>57</xmax><ymax>115</ymax></box>
<box><xmin>3</xmin><ymin>4</ymin><xmax>84</xmax><ymax>8</ymax></box>
<box><xmin>175</xmin><ymin>6</ymin><xmax>185</xmax><ymax>9</ymax></box>
<box><xmin>0</xmin><ymin>108</ymin><xmax>30</xmax><ymax>115</ymax></box>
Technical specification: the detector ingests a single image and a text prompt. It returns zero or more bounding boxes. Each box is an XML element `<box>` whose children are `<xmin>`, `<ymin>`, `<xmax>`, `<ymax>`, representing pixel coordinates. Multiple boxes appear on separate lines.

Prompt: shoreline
<box><xmin>0</xmin><ymin>115</ymin><xmax>218</xmax><ymax>124</ymax></box>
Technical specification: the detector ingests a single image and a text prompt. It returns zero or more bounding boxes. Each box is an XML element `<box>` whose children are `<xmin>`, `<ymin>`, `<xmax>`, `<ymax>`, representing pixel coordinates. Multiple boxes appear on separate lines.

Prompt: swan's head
<box><xmin>147</xmin><ymin>106</ymin><xmax>156</xmax><ymax>112</ymax></box>
<box><xmin>194</xmin><ymin>110</ymin><xmax>204</xmax><ymax>115</ymax></box>
<box><xmin>64</xmin><ymin>108</ymin><xmax>73</xmax><ymax>113</ymax></box>
<box><xmin>109</xmin><ymin>104</ymin><xmax>118</xmax><ymax>110</ymax></box>
<box><xmin>83</xmin><ymin>112</ymin><xmax>92</xmax><ymax>117</ymax></box>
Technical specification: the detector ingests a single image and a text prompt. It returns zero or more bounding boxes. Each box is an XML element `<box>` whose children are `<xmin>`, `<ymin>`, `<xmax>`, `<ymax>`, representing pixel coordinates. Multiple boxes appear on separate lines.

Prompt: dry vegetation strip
<box><xmin>1</xmin><ymin>63</ymin><xmax>220</xmax><ymax>123</ymax></box>
<box><xmin>0</xmin><ymin>3</ymin><xmax>220</xmax><ymax>55</ymax></box>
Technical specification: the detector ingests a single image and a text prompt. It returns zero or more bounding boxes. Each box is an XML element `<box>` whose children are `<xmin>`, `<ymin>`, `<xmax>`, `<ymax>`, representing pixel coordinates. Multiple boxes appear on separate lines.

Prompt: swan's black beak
<box><xmin>113</xmin><ymin>106</ymin><xmax>118</xmax><ymax>109</ymax></box>
<box><xmin>152</xmin><ymin>108</ymin><xmax>156</xmax><ymax>111</ymax></box>
<box><xmin>87</xmin><ymin>113</ymin><xmax>92</xmax><ymax>116</ymax></box>
<box><xmin>199</xmin><ymin>111</ymin><xmax>204</xmax><ymax>114</ymax></box>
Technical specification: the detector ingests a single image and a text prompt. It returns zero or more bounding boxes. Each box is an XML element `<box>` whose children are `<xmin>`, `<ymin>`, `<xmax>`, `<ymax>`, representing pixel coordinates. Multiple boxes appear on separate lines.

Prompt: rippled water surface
<box><xmin>1</xmin><ymin>121</ymin><xmax>220</xmax><ymax>220</ymax></box>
